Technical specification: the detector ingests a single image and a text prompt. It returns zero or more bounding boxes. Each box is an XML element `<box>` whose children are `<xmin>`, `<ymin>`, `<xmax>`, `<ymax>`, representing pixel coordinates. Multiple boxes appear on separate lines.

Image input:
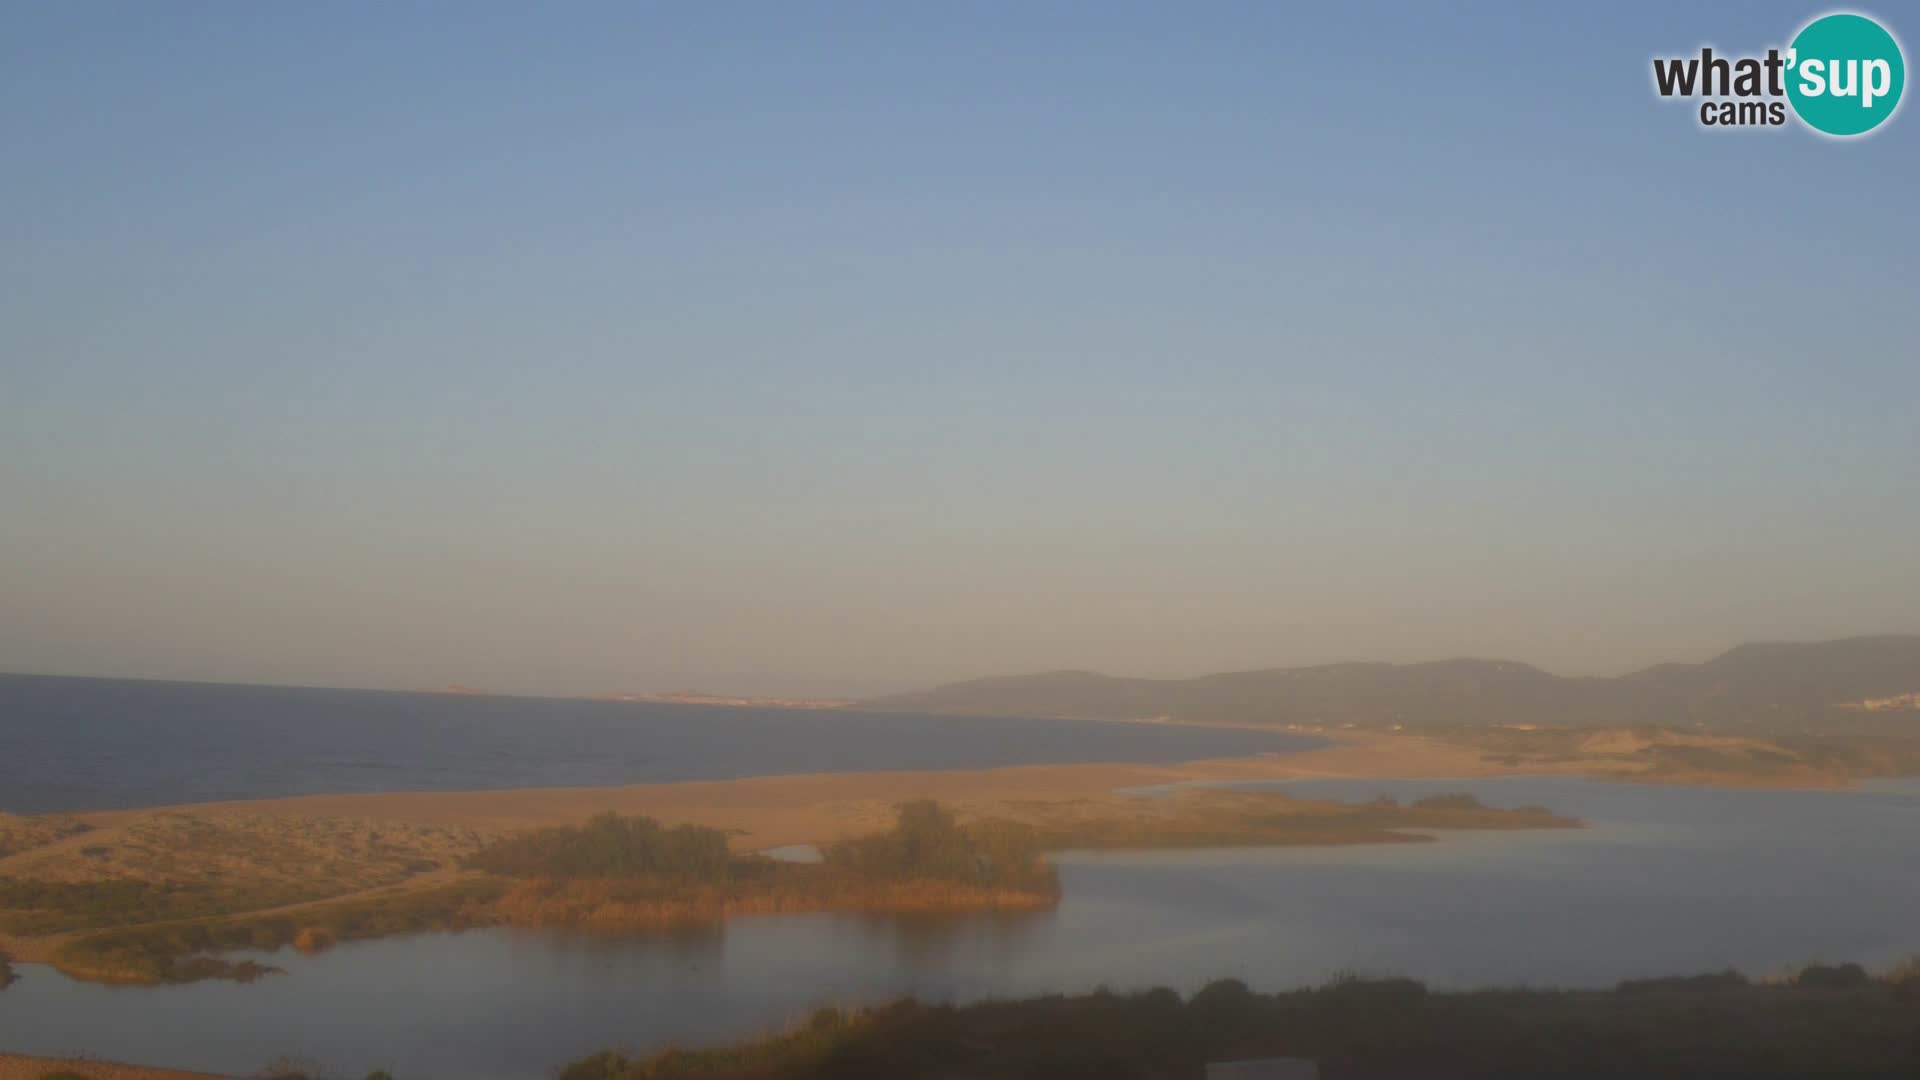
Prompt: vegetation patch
<box><xmin>473</xmin><ymin>802</ymin><xmax>1059</xmax><ymax>930</ymax></box>
<box><xmin>48</xmin><ymin>877</ymin><xmax>503</xmax><ymax>985</ymax></box>
<box><xmin>0</xmin><ymin>813</ymin><xmax>91</xmax><ymax>858</ymax></box>
<box><xmin>0</xmin><ymin>875</ymin><xmax>343</xmax><ymax>935</ymax></box>
<box><xmin>998</xmin><ymin>789</ymin><xmax>1578</xmax><ymax>850</ymax></box>
<box><xmin>1793</xmin><ymin>961</ymin><xmax>1871</xmax><ymax>989</ymax></box>
<box><xmin>467</xmin><ymin>813</ymin><xmax>733</xmax><ymax>881</ymax></box>
<box><xmin>1617</xmin><ymin>970</ymin><xmax>1749</xmax><ymax>994</ymax></box>
<box><xmin>558</xmin><ymin>965</ymin><xmax>1920</xmax><ymax>1080</ymax></box>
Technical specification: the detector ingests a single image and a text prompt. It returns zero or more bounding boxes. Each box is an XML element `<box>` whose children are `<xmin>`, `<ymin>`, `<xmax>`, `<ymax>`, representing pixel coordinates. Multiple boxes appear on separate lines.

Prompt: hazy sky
<box><xmin>3</xmin><ymin>2</ymin><xmax>1916</xmax><ymax>697</ymax></box>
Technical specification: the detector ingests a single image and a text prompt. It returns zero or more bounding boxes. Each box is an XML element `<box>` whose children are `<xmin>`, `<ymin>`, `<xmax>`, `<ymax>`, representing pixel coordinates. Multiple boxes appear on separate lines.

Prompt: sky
<box><xmin>2</xmin><ymin>1</ymin><xmax>1916</xmax><ymax>697</ymax></box>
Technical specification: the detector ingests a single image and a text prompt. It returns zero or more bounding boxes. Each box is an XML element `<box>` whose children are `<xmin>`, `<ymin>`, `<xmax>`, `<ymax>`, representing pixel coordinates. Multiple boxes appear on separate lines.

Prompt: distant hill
<box><xmin>863</xmin><ymin>636</ymin><xmax>1920</xmax><ymax>736</ymax></box>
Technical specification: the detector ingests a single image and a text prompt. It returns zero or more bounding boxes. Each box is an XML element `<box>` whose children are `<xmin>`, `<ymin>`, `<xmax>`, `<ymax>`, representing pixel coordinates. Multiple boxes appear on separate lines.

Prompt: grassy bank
<box><xmin>1010</xmin><ymin>790</ymin><xmax>1577</xmax><ymax>850</ymax></box>
<box><xmin>0</xmin><ymin>876</ymin><xmax>345</xmax><ymax>936</ymax></box>
<box><xmin>561</xmin><ymin>964</ymin><xmax>1920</xmax><ymax>1080</ymax></box>
<box><xmin>47</xmin><ymin>878</ymin><xmax>503</xmax><ymax>984</ymax></box>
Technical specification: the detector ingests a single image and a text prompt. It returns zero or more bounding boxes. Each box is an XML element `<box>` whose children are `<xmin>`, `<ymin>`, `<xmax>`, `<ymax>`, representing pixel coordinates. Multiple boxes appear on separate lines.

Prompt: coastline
<box><xmin>54</xmin><ymin>727</ymin><xmax>1856</xmax><ymax>849</ymax></box>
<box><xmin>0</xmin><ymin>733</ymin><xmax>1550</xmax><ymax>971</ymax></box>
<box><xmin>0</xmin><ymin>730</ymin><xmax>1871</xmax><ymax>976</ymax></box>
<box><xmin>57</xmin><ymin>732</ymin><xmax>1535</xmax><ymax>849</ymax></box>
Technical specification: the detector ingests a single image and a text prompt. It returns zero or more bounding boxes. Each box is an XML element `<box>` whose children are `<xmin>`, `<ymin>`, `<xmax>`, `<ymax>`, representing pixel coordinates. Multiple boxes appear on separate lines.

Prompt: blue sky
<box><xmin>2</xmin><ymin>1</ymin><xmax>1915</xmax><ymax>695</ymax></box>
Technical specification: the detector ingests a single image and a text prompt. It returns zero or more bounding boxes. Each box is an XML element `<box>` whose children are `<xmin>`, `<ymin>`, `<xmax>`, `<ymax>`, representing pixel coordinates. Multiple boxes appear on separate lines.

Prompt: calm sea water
<box><xmin>0</xmin><ymin>674</ymin><xmax>1319</xmax><ymax>813</ymax></box>
<box><xmin>4</xmin><ymin>777</ymin><xmax>1919</xmax><ymax>1079</ymax></box>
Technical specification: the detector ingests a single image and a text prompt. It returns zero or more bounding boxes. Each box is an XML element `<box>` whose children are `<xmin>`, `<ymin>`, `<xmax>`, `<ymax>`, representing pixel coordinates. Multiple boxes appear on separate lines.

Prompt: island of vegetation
<box><xmin>0</xmin><ymin>790</ymin><xmax>1574</xmax><ymax>987</ymax></box>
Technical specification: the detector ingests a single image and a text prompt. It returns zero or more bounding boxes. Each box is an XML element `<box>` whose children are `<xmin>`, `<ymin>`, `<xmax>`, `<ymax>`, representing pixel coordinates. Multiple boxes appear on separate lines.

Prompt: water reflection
<box><xmin>863</xmin><ymin>909</ymin><xmax>1049</xmax><ymax>970</ymax></box>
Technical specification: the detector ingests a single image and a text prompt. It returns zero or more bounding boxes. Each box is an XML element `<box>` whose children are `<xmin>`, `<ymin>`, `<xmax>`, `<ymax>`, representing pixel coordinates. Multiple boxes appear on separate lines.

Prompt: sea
<box><xmin>0</xmin><ymin>673</ymin><xmax>1318</xmax><ymax>813</ymax></box>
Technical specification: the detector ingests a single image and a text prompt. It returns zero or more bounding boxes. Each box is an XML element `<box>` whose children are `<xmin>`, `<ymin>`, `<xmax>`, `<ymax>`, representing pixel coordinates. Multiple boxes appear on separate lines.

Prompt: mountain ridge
<box><xmin>862</xmin><ymin>635</ymin><xmax>1920</xmax><ymax>736</ymax></box>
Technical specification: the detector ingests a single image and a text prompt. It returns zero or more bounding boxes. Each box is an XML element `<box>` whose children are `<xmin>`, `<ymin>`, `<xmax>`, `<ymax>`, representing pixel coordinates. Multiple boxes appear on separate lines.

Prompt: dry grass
<box><xmin>0</xmin><ymin>811</ymin><xmax>497</xmax><ymax>935</ymax></box>
<box><xmin>978</xmin><ymin>787</ymin><xmax>1579</xmax><ymax>849</ymax></box>
<box><xmin>0</xmin><ymin>813</ymin><xmax>91</xmax><ymax>858</ymax></box>
<box><xmin>47</xmin><ymin>877</ymin><xmax>503</xmax><ymax>985</ymax></box>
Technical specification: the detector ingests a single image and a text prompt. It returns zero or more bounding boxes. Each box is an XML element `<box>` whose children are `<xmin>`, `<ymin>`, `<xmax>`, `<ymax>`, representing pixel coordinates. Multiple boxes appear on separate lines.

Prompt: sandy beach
<box><xmin>64</xmin><ymin>731</ymin><xmax>1524</xmax><ymax>851</ymax></box>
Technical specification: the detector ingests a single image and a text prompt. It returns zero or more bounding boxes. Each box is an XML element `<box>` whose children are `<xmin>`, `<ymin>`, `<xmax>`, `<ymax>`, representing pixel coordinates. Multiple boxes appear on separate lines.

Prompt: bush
<box><xmin>556</xmin><ymin>1051</ymin><xmax>629</xmax><ymax>1080</ymax></box>
<box><xmin>1795</xmin><ymin>962</ymin><xmax>1870</xmax><ymax>989</ymax></box>
<box><xmin>823</xmin><ymin>801</ymin><xmax>1053</xmax><ymax>891</ymax></box>
<box><xmin>1318</xmin><ymin>973</ymin><xmax>1429</xmax><ymax>1005</ymax></box>
<box><xmin>1188</xmin><ymin>976</ymin><xmax>1261</xmax><ymax>1032</ymax></box>
<box><xmin>466</xmin><ymin>813</ymin><xmax>732</xmax><ymax>881</ymax></box>
<box><xmin>1618</xmin><ymin>970</ymin><xmax>1749</xmax><ymax>994</ymax></box>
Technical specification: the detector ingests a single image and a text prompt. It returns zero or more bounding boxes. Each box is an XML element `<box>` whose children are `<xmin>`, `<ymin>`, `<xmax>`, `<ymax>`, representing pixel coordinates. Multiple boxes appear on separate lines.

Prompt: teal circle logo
<box><xmin>1786</xmin><ymin>13</ymin><xmax>1905</xmax><ymax>136</ymax></box>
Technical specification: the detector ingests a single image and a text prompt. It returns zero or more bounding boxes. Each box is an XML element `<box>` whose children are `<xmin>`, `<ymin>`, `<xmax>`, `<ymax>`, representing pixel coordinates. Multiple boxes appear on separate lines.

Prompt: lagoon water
<box><xmin>5</xmin><ymin>777</ymin><xmax>1919</xmax><ymax>1079</ymax></box>
<box><xmin>0</xmin><ymin>674</ymin><xmax>1319</xmax><ymax>813</ymax></box>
